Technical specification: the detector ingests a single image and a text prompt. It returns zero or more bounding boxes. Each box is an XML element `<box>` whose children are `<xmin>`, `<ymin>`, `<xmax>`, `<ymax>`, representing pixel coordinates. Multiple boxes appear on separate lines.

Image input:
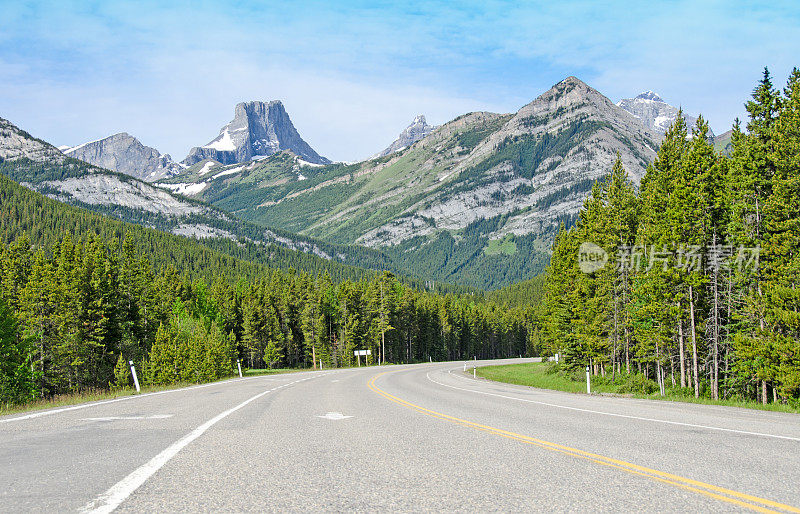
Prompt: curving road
<box><xmin>1</xmin><ymin>359</ymin><xmax>799</xmax><ymax>512</ymax></box>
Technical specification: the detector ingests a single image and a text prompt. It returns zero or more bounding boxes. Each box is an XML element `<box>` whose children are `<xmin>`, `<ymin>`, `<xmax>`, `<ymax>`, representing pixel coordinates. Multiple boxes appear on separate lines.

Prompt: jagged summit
<box><xmin>635</xmin><ymin>91</ymin><xmax>664</xmax><ymax>102</ymax></box>
<box><xmin>376</xmin><ymin>114</ymin><xmax>437</xmax><ymax>157</ymax></box>
<box><xmin>183</xmin><ymin>100</ymin><xmax>330</xmax><ymax>166</ymax></box>
<box><xmin>62</xmin><ymin>132</ymin><xmax>182</xmax><ymax>182</ymax></box>
<box><xmin>617</xmin><ymin>91</ymin><xmax>711</xmax><ymax>136</ymax></box>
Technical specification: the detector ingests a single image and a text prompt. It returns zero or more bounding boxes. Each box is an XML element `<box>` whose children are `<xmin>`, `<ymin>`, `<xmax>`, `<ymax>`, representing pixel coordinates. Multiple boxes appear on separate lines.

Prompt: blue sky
<box><xmin>1</xmin><ymin>0</ymin><xmax>799</xmax><ymax>162</ymax></box>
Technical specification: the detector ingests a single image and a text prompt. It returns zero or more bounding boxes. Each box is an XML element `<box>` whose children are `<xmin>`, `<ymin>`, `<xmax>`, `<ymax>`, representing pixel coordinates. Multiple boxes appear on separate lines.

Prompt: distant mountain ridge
<box><xmin>617</xmin><ymin>91</ymin><xmax>712</xmax><ymax>137</ymax></box>
<box><xmin>183</xmin><ymin>100</ymin><xmax>330</xmax><ymax>166</ymax></box>
<box><xmin>0</xmin><ymin>115</ymin><xmax>395</xmax><ymax>276</ymax></box>
<box><xmin>62</xmin><ymin>132</ymin><xmax>183</xmax><ymax>182</ymax></box>
<box><xmin>5</xmin><ymin>76</ymin><xmax>717</xmax><ymax>288</ymax></box>
<box><xmin>376</xmin><ymin>115</ymin><xmax>437</xmax><ymax>157</ymax></box>
<box><xmin>159</xmin><ymin>76</ymin><xmax>662</xmax><ymax>288</ymax></box>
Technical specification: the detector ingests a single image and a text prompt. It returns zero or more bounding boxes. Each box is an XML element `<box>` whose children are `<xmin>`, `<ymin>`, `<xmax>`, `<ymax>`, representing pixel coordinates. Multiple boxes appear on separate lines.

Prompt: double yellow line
<box><xmin>367</xmin><ymin>371</ymin><xmax>800</xmax><ymax>513</ymax></box>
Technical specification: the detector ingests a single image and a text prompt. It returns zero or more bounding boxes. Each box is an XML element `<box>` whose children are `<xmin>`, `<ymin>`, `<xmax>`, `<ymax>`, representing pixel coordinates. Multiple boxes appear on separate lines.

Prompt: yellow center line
<box><xmin>367</xmin><ymin>370</ymin><xmax>799</xmax><ymax>514</ymax></box>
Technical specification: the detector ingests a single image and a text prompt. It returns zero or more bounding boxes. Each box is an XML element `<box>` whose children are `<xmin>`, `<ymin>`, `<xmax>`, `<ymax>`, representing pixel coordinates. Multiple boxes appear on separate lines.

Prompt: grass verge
<box><xmin>0</xmin><ymin>368</ymin><xmax>305</xmax><ymax>417</ymax></box>
<box><xmin>244</xmin><ymin>367</ymin><xmax>306</xmax><ymax>376</ymax></box>
<box><xmin>476</xmin><ymin>362</ymin><xmax>800</xmax><ymax>414</ymax></box>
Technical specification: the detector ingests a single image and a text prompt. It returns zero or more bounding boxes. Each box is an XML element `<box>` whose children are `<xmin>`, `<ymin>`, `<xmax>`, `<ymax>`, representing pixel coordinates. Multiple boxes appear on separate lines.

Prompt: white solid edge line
<box><xmin>79</xmin><ymin>375</ymin><xmax>319</xmax><ymax>514</ymax></box>
<box><xmin>81</xmin><ymin>415</ymin><xmax>175</xmax><ymax>421</ymax></box>
<box><xmin>0</xmin><ymin>372</ymin><xmax>318</xmax><ymax>424</ymax></box>
<box><xmin>423</xmin><ymin>367</ymin><xmax>800</xmax><ymax>443</ymax></box>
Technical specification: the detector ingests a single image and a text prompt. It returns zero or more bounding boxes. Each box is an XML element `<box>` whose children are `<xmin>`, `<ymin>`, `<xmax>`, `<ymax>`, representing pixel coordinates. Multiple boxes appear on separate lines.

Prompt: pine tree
<box><xmin>763</xmin><ymin>68</ymin><xmax>800</xmax><ymax>398</ymax></box>
<box><xmin>146</xmin><ymin>323</ymin><xmax>177</xmax><ymax>386</ymax></box>
<box><xmin>376</xmin><ymin>272</ymin><xmax>395</xmax><ymax>364</ymax></box>
<box><xmin>0</xmin><ymin>296</ymin><xmax>35</xmax><ymax>406</ymax></box>
<box><xmin>728</xmin><ymin>68</ymin><xmax>782</xmax><ymax>403</ymax></box>
<box><xmin>113</xmin><ymin>353</ymin><xmax>131</xmax><ymax>390</ymax></box>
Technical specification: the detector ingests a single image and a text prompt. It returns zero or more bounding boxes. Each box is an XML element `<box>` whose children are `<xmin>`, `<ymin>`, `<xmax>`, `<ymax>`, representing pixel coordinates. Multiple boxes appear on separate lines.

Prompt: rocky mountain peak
<box><xmin>61</xmin><ymin>132</ymin><xmax>182</xmax><ymax>182</ymax></box>
<box><xmin>635</xmin><ymin>90</ymin><xmax>664</xmax><ymax>102</ymax></box>
<box><xmin>460</xmin><ymin>76</ymin><xmax>660</xmax><ymax>186</ymax></box>
<box><xmin>617</xmin><ymin>91</ymin><xmax>712</xmax><ymax>137</ymax></box>
<box><xmin>376</xmin><ymin>114</ymin><xmax>437</xmax><ymax>157</ymax></box>
<box><xmin>183</xmin><ymin>100</ymin><xmax>330</xmax><ymax>166</ymax></box>
<box><xmin>0</xmin><ymin>117</ymin><xmax>65</xmax><ymax>163</ymax></box>
<box><xmin>531</xmin><ymin>76</ymin><xmax>608</xmax><ymax>112</ymax></box>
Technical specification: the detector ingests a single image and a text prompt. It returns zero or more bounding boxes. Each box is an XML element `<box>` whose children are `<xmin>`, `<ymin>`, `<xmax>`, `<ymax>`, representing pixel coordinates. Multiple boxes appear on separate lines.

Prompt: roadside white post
<box><xmin>129</xmin><ymin>361</ymin><xmax>140</xmax><ymax>393</ymax></box>
<box><xmin>586</xmin><ymin>365</ymin><xmax>591</xmax><ymax>394</ymax></box>
<box><xmin>237</xmin><ymin>359</ymin><xmax>243</xmax><ymax>378</ymax></box>
<box><xmin>463</xmin><ymin>362</ymin><xmax>467</xmax><ymax>372</ymax></box>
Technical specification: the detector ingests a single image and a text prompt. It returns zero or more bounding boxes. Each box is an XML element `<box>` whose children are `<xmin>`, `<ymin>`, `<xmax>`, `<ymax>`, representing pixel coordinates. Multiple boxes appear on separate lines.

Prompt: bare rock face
<box><xmin>0</xmin><ymin>117</ymin><xmax>211</xmax><ymax>219</ymax></box>
<box><xmin>457</xmin><ymin>76</ymin><xmax>661</xmax><ymax>184</ymax></box>
<box><xmin>376</xmin><ymin>114</ymin><xmax>437</xmax><ymax>157</ymax></box>
<box><xmin>0</xmin><ymin>117</ymin><xmax>65</xmax><ymax>163</ymax></box>
<box><xmin>353</xmin><ymin>77</ymin><xmax>662</xmax><ymax>248</ymax></box>
<box><xmin>183</xmin><ymin>100</ymin><xmax>330</xmax><ymax>166</ymax></box>
<box><xmin>62</xmin><ymin>133</ymin><xmax>182</xmax><ymax>182</ymax></box>
<box><xmin>617</xmin><ymin>91</ymin><xmax>713</xmax><ymax>137</ymax></box>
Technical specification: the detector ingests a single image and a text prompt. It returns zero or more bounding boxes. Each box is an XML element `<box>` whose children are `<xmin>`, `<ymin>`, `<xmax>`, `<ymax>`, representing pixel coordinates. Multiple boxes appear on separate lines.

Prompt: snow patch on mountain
<box><xmin>213</xmin><ymin>165</ymin><xmax>245</xmax><ymax>180</ymax></box>
<box><xmin>198</xmin><ymin>161</ymin><xmax>217</xmax><ymax>176</ymax></box>
<box><xmin>157</xmin><ymin>181</ymin><xmax>209</xmax><ymax>196</ymax></box>
<box><xmin>203</xmin><ymin>128</ymin><xmax>236</xmax><ymax>151</ymax></box>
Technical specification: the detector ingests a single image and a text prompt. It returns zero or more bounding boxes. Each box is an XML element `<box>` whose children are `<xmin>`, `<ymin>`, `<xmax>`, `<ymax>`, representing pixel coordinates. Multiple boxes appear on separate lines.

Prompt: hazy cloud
<box><xmin>1</xmin><ymin>0</ymin><xmax>798</xmax><ymax>161</ymax></box>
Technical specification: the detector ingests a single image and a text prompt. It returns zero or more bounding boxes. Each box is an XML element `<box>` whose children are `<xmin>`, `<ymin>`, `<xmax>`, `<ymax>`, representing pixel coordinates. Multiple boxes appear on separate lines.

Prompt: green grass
<box><xmin>0</xmin><ymin>368</ymin><xmax>307</xmax><ymax>417</ymax></box>
<box><xmin>478</xmin><ymin>362</ymin><xmax>619</xmax><ymax>394</ymax></box>
<box><xmin>477</xmin><ymin>362</ymin><xmax>800</xmax><ymax>414</ymax></box>
<box><xmin>0</xmin><ymin>384</ymin><xmax>185</xmax><ymax>417</ymax></box>
<box><xmin>483</xmin><ymin>236</ymin><xmax>517</xmax><ymax>256</ymax></box>
<box><xmin>243</xmin><ymin>367</ymin><xmax>305</xmax><ymax>376</ymax></box>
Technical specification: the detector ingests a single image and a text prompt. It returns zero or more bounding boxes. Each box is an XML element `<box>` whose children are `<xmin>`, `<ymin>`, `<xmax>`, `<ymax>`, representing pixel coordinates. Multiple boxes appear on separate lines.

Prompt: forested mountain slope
<box><xmin>0</xmin><ymin>172</ymin><xmax>532</xmax><ymax>407</ymax></box>
<box><xmin>159</xmin><ymin>77</ymin><xmax>661</xmax><ymax>288</ymax></box>
<box><xmin>0</xmin><ymin>116</ymin><xmax>415</xmax><ymax>279</ymax></box>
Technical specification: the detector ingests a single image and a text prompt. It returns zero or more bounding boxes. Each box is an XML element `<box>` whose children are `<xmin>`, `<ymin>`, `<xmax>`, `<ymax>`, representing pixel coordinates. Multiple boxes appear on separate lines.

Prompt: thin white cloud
<box><xmin>1</xmin><ymin>0</ymin><xmax>798</xmax><ymax>159</ymax></box>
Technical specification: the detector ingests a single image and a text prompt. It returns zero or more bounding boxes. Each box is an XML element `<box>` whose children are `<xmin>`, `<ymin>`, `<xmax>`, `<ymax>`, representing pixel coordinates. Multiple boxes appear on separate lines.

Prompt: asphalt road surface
<box><xmin>2</xmin><ymin>358</ymin><xmax>799</xmax><ymax>512</ymax></box>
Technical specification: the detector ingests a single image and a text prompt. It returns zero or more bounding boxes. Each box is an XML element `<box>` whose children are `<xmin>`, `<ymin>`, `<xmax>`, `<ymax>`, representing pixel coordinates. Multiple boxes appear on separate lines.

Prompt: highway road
<box><xmin>1</xmin><ymin>358</ymin><xmax>799</xmax><ymax>512</ymax></box>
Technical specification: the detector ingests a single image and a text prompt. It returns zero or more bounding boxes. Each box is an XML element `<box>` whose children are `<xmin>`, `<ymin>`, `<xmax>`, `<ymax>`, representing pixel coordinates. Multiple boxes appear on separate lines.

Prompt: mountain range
<box><xmin>152</xmin><ymin>77</ymin><xmax>664</xmax><ymax>286</ymax></box>
<box><xmin>0</xmin><ymin>116</ymin><xmax>395</xmax><ymax>273</ymax></box>
<box><xmin>1</xmin><ymin>76</ymin><xmax>729</xmax><ymax>288</ymax></box>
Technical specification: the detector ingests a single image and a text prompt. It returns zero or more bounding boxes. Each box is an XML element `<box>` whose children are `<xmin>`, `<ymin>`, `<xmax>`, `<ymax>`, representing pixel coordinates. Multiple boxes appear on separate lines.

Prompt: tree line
<box><xmin>0</xmin><ymin>232</ymin><xmax>532</xmax><ymax>407</ymax></box>
<box><xmin>536</xmin><ymin>68</ymin><xmax>800</xmax><ymax>406</ymax></box>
